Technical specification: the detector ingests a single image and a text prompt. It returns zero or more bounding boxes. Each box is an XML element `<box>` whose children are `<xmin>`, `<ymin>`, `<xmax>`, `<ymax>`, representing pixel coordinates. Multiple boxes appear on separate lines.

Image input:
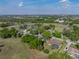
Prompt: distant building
<box><xmin>55</xmin><ymin>18</ymin><xmax>64</xmax><ymax>23</ymax></box>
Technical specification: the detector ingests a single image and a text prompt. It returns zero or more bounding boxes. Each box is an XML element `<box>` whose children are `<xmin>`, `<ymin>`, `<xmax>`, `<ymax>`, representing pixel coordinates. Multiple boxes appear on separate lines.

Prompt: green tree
<box><xmin>22</xmin><ymin>35</ymin><xmax>35</xmax><ymax>43</ymax></box>
<box><xmin>53</xmin><ymin>31</ymin><xmax>61</xmax><ymax>38</ymax></box>
<box><xmin>43</xmin><ymin>31</ymin><xmax>51</xmax><ymax>39</ymax></box>
<box><xmin>0</xmin><ymin>28</ymin><xmax>18</xmax><ymax>38</ymax></box>
<box><xmin>30</xmin><ymin>29</ymin><xmax>38</xmax><ymax>35</ymax></box>
<box><xmin>69</xmin><ymin>32</ymin><xmax>79</xmax><ymax>41</ymax></box>
<box><xmin>30</xmin><ymin>39</ymin><xmax>44</xmax><ymax>49</ymax></box>
<box><xmin>22</xmin><ymin>35</ymin><xmax>44</xmax><ymax>49</ymax></box>
<box><xmin>0</xmin><ymin>28</ymin><xmax>11</xmax><ymax>38</ymax></box>
<box><xmin>43</xmin><ymin>49</ymin><xmax>49</xmax><ymax>54</ymax></box>
<box><xmin>44</xmin><ymin>25</ymin><xmax>51</xmax><ymax>30</ymax></box>
<box><xmin>49</xmin><ymin>24</ymin><xmax>55</xmax><ymax>30</ymax></box>
<box><xmin>10</xmin><ymin>28</ymin><xmax>18</xmax><ymax>37</ymax></box>
<box><xmin>0</xmin><ymin>23</ymin><xmax>10</xmax><ymax>27</ymax></box>
<box><xmin>63</xmin><ymin>29</ymin><xmax>71</xmax><ymax>37</ymax></box>
<box><xmin>75</xmin><ymin>43</ymin><xmax>79</xmax><ymax>49</ymax></box>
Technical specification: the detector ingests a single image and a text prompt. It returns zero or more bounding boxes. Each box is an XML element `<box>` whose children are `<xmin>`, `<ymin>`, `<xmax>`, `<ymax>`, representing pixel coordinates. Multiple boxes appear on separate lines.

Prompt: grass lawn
<box><xmin>74</xmin><ymin>24</ymin><xmax>79</xmax><ymax>27</ymax></box>
<box><xmin>42</xmin><ymin>23</ymin><xmax>65</xmax><ymax>32</ymax></box>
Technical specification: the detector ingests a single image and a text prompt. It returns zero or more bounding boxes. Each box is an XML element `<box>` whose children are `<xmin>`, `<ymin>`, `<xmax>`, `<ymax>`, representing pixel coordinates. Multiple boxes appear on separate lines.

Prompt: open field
<box><xmin>0</xmin><ymin>15</ymin><xmax>79</xmax><ymax>59</ymax></box>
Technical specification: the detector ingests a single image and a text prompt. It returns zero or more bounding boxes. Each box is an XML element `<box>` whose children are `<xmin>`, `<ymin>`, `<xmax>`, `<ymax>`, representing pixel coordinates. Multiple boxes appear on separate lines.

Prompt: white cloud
<box><xmin>18</xmin><ymin>2</ymin><xmax>24</xmax><ymax>7</ymax></box>
<box><xmin>59</xmin><ymin>0</ymin><xmax>70</xmax><ymax>8</ymax></box>
<box><xmin>60</xmin><ymin>0</ymin><xmax>68</xmax><ymax>2</ymax></box>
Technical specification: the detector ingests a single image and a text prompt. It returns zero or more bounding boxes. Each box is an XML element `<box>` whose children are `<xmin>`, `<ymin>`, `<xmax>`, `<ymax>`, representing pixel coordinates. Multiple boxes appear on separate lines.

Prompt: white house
<box><xmin>55</xmin><ymin>18</ymin><xmax>64</xmax><ymax>23</ymax></box>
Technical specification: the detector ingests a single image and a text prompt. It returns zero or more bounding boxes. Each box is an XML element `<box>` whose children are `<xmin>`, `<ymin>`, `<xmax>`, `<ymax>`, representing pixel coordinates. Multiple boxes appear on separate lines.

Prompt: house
<box><xmin>55</xmin><ymin>18</ymin><xmax>64</xmax><ymax>23</ymax></box>
<box><xmin>64</xmin><ymin>40</ymin><xmax>79</xmax><ymax>59</ymax></box>
<box><xmin>67</xmin><ymin>47</ymin><xmax>79</xmax><ymax>59</ymax></box>
<box><xmin>47</xmin><ymin>38</ymin><xmax>61</xmax><ymax>49</ymax></box>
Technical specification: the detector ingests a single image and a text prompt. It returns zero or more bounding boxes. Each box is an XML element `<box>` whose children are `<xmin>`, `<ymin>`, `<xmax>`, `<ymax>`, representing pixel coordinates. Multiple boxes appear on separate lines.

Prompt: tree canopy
<box><xmin>0</xmin><ymin>28</ymin><xmax>18</xmax><ymax>38</ymax></box>
<box><xmin>22</xmin><ymin>35</ymin><xmax>44</xmax><ymax>49</ymax></box>
<box><xmin>53</xmin><ymin>31</ymin><xmax>61</xmax><ymax>38</ymax></box>
<box><xmin>42</xmin><ymin>31</ymin><xmax>51</xmax><ymax>39</ymax></box>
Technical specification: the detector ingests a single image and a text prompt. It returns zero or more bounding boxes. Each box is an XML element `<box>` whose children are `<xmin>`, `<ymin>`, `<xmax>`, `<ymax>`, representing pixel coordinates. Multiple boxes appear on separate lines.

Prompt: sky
<box><xmin>0</xmin><ymin>0</ymin><xmax>79</xmax><ymax>15</ymax></box>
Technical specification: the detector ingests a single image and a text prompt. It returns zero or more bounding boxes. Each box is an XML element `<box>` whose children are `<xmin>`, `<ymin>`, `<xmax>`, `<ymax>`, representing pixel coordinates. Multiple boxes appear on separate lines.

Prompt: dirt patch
<box><xmin>0</xmin><ymin>38</ymin><xmax>48</xmax><ymax>59</ymax></box>
<box><xmin>0</xmin><ymin>38</ymin><xmax>30</xmax><ymax>59</ymax></box>
<box><xmin>29</xmin><ymin>49</ymin><xmax>48</xmax><ymax>59</ymax></box>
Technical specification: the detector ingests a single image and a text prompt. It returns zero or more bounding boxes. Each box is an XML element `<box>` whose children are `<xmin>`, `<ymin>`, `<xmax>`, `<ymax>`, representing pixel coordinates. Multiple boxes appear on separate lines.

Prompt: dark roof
<box><xmin>47</xmin><ymin>39</ymin><xmax>61</xmax><ymax>45</ymax></box>
<box><xmin>68</xmin><ymin>47</ymin><xmax>79</xmax><ymax>54</ymax></box>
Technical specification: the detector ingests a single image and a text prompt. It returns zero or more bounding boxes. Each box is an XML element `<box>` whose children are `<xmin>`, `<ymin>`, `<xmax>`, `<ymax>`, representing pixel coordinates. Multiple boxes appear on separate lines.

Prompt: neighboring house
<box><xmin>47</xmin><ymin>38</ymin><xmax>61</xmax><ymax>49</ymax></box>
<box><xmin>64</xmin><ymin>40</ymin><xmax>79</xmax><ymax>59</ymax></box>
<box><xmin>59</xmin><ymin>20</ymin><xmax>64</xmax><ymax>23</ymax></box>
<box><xmin>55</xmin><ymin>18</ymin><xmax>64</xmax><ymax>23</ymax></box>
<box><xmin>67</xmin><ymin>47</ymin><xmax>79</xmax><ymax>59</ymax></box>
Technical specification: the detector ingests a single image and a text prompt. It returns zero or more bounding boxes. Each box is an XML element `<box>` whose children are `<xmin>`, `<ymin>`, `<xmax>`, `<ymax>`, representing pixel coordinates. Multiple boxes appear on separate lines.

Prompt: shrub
<box><xmin>75</xmin><ymin>43</ymin><xmax>79</xmax><ymax>49</ymax></box>
<box><xmin>48</xmin><ymin>52</ymin><xmax>73</xmax><ymax>59</ymax></box>
<box><xmin>0</xmin><ymin>28</ymin><xmax>11</xmax><ymax>38</ymax></box>
<box><xmin>0</xmin><ymin>28</ymin><xmax>18</xmax><ymax>38</ymax></box>
<box><xmin>53</xmin><ymin>31</ymin><xmax>61</xmax><ymax>38</ymax></box>
<box><xmin>43</xmin><ymin>31</ymin><xmax>51</xmax><ymax>39</ymax></box>
<box><xmin>22</xmin><ymin>35</ymin><xmax>44</xmax><ymax>49</ymax></box>
<box><xmin>43</xmin><ymin>49</ymin><xmax>49</xmax><ymax>54</ymax></box>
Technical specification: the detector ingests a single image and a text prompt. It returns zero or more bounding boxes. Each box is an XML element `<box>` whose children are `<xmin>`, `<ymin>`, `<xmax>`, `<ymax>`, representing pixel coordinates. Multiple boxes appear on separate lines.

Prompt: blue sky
<box><xmin>0</xmin><ymin>0</ymin><xmax>79</xmax><ymax>15</ymax></box>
